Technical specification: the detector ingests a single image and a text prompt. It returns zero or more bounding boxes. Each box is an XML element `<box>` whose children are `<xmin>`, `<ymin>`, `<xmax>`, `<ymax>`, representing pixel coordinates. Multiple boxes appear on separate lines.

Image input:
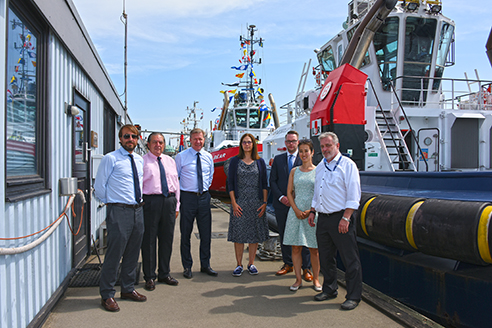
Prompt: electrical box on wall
<box><xmin>59</xmin><ymin>177</ymin><xmax>78</xmax><ymax>196</ymax></box>
<box><xmin>91</xmin><ymin>131</ymin><xmax>98</xmax><ymax>148</ymax></box>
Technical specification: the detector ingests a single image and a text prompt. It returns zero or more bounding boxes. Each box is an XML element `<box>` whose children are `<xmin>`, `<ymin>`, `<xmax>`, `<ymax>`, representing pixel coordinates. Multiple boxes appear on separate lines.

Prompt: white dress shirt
<box><xmin>311</xmin><ymin>152</ymin><xmax>361</xmax><ymax>214</ymax></box>
<box><xmin>175</xmin><ymin>147</ymin><xmax>214</xmax><ymax>193</ymax></box>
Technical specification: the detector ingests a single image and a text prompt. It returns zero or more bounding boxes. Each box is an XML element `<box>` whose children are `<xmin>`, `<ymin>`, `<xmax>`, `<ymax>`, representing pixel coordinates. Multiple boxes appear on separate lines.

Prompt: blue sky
<box><xmin>71</xmin><ymin>0</ymin><xmax>492</xmax><ymax>142</ymax></box>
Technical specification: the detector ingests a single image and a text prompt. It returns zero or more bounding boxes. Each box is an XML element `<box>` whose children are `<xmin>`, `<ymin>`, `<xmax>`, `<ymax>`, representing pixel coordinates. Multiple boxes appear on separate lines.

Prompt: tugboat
<box><xmin>260</xmin><ymin>0</ymin><xmax>492</xmax><ymax>327</ymax></box>
<box><xmin>208</xmin><ymin>25</ymin><xmax>280</xmax><ymax>196</ymax></box>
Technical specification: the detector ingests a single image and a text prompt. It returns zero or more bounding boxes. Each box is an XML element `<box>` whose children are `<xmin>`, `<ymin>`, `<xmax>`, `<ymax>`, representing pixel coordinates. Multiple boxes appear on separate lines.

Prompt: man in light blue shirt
<box><xmin>175</xmin><ymin>128</ymin><xmax>216</xmax><ymax>279</ymax></box>
<box><xmin>94</xmin><ymin>124</ymin><xmax>147</xmax><ymax>312</ymax></box>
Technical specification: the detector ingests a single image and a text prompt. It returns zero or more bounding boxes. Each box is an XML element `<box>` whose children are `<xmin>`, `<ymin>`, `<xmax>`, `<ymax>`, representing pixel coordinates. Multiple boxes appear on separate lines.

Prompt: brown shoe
<box><xmin>158</xmin><ymin>276</ymin><xmax>179</xmax><ymax>286</ymax></box>
<box><xmin>303</xmin><ymin>269</ymin><xmax>313</xmax><ymax>282</ymax></box>
<box><xmin>101</xmin><ymin>298</ymin><xmax>120</xmax><ymax>312</ymax></box>
<box><xmin>276</xmin><ymin>264</ymin><xmax>293</xmax><ymax>275</ymax></box>
<box><xmin>121</xmin><ymin>290</ymin><xmax>147</xmax><ymax>302</ymax></box>
<box><xmin>144</xmin><ymin>279</ymin><xmax>155</xmax><ymax>291</ymax></box>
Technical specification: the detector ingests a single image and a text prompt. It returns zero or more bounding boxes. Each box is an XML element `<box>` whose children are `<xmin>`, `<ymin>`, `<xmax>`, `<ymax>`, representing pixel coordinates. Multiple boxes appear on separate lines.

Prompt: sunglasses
<box><xmin>123</xmin><ymin>134</ymin><xmax>138</xmax><ymax>140</ymax></box>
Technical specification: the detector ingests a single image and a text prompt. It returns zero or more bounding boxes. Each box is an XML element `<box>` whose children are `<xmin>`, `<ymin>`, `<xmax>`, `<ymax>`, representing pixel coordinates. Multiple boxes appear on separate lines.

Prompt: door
<box><xmin>72</xmin><ymin>92</ymin><xmax>91</xmax><ymax>268</ymax></box>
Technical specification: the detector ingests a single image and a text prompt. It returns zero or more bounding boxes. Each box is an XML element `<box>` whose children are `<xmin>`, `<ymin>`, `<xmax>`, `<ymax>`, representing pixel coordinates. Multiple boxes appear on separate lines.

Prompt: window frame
<box><xmin>5</xmin><ymin>0</ymin><xmax>50</xmax><ymax>202</ymax></box>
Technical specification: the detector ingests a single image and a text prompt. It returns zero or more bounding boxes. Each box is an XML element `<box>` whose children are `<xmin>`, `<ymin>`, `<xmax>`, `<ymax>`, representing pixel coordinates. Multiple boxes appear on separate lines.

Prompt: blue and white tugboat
<box><xmin>262</xmin><ymin>1</ymin><xmax>492</xmax><ymax>326</ymax></box>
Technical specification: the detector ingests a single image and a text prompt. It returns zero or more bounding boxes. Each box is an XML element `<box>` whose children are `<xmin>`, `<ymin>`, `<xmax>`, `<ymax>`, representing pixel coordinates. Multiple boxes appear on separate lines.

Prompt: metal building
<box><xmin>0</xmin><ymin>1</ymin><xmax>130</xmax><ymax>327</ymax></box>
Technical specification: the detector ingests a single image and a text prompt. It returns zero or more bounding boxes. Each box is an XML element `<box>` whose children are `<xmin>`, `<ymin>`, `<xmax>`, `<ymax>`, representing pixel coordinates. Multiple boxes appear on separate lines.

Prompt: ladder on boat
<box><xmin>375</xmin><ymin>107</ymin><xmax>416</xmax><ymax>171</ymax></box>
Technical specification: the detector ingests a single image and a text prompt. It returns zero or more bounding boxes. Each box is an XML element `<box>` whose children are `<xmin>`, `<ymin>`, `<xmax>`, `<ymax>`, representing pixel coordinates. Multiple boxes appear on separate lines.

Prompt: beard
<box><xmin>121</xmin><ymin>142</ymin><xmax>136</xmax><ymax>152</ymax></box>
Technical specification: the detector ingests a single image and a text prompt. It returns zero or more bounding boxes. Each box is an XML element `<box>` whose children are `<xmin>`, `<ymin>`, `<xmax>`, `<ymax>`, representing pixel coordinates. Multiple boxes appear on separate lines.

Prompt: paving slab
<box><xmin>43</xmin><ymin>204</ymin><xmax>435</xmax><ymax>328</ymax></box>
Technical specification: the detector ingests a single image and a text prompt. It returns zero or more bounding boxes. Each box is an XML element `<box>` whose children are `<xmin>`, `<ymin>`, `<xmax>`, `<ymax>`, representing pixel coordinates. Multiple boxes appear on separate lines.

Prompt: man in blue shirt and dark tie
<box><xmin>175</xmin><ymin>128</ymin><xmax>216</xmax><ymax>279</ymax></box>
<box><xmin>94</xmin><ymin>124</ymin><xmax>147</xmax><ymax>312</ymax></box>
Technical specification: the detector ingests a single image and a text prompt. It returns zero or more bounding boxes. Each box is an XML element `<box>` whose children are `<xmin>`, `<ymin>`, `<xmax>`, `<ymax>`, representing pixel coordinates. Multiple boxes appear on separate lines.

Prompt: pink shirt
<box><xmin>142</xmin><ymin>152</ymin><xmax>180</xmax><ymax>211</ymax></box>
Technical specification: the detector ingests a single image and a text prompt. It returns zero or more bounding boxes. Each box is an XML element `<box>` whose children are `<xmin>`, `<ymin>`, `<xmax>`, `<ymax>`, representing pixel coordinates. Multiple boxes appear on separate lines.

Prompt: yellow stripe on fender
<box><xmin>360</xmin><ymin>196</ymin><xmax>377</xmax><ymax>237</ymax></box>
<box><xmin>477</xmin><ymin>206</ymin><xmax>492</xmax><ymax>264</ymax></box>
<box><xmin>406</xmin><ymin>201</ymin><xmax>424</xmax><ymax>250</ymax></box>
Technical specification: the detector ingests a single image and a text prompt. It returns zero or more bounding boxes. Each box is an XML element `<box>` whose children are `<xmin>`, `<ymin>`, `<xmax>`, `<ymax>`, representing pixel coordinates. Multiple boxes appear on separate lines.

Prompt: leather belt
<box><xmin>181</xmin><ymin>190</ymin><xmax>208</xmax><ymax>196</ymax></box>
<box><xmin>108</xmin><ymin>202</ymin><xmax>145</xmax><ymax>209</ymax></box>
<box><xmin>143</xmin><ymin>193</ymin><xmax>176</xmax><ymax>198</ymax></box>
<box><xmin>318</xmin><ymin>210</ymin><xmax>344</xmax><ymax>216</ymax></box>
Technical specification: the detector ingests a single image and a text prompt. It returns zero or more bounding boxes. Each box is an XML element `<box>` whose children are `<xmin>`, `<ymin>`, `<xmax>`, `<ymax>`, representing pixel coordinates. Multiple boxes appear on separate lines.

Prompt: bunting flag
<box><xmin>259</xmin><ymin>41</ymin><xmax>263</xmax><ymax>47</ymax></box>
<box><xmin>254</xmin><ymin>78</ymin><xmax>258</xmax><ymax>84</ymax></box>
<box><xmin>14</xmin><ymin>66</ymin><xmax>19</xmax><ymax>72</ymax></box>
<box><xmin>222</xmin><ymin>82</ymin><xmax>240</xmax><ymax>87</ymax></box>
<box><xmin>10</xmin><ymin>76</ymin><xmax>17</xmax><ymax>84</ymax></box>
<box><xmin>220</xmin><ymin>89</ymin><xmax>236</xmax><ymax>94</ymax></box>
<box><xmin>251</xmin><ymin>50</ymin><xmax>256</xmax><ymax>56</ymax></box>
<box><xmin>211</xmin><ymin>107</ymin><xmax>222</xmax><ymax>112</ymax></box>
<box><xmin>28</xmin><ymin>51</ymin><xmax>36</xmax><ymax>58</ymax></box>
<box><xmin>235</xmin><ymin>72</ymin><xmax>245</xmax><ymax>78</ymax></box>
<box><xmin>244</xmin><ymin>40</ymin><xmax>250</xmax><ymax>45</ymax></box>
<box><xmin>231</xmin><ymin>64</ymin><xmax>248</xmax><ymax>70</ymax></box>
<box><xmin>263</xmin><ymin>113</ymin><xmax>271</xmax><ymax>121</ymax></box>
<box><xmin>243</xmin><ymin>49</ymin><xmax>247</xmax><ymax>56</ymax></box>
<box><xmin>229</xmin><ymin>95</ymin><xmax>234</xmax><ymax>102</ymax></box>
<box><xmin>259</xmin><ymin>99</ymin><xmax>268</xmax><ymax>111</ymax></box>
<box><xmin>249</xmin><ymin>70</ymin><xmax>256</xmax><ymax>77</ymax></box>
<box><xmin>31</xmin><ymin>61</ymin><xmax>36</xmax><ymax>67</ymax></box>
<box><xmin>18</xmin><ymin>58</ymin><xmax>25</xmax><ymax>65</ymax></box>
<box><xmin>26</xmin><ymin>34</ymin><xmax>31</xmax><ymax>41</ymax></box>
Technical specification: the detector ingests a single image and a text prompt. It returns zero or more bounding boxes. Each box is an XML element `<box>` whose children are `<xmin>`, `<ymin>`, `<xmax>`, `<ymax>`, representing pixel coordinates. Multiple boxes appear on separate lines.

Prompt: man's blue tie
<box><xmin>129</xmin><ymin>154</ymin><xmax>142</xmax><ymax>203</ymax></box>
<box><xmin>196</xmin><ymin>152</ymin><xmax>203</xmax><ymax>194</ymax></box>
<box><xmin>157</xmin><ymin>157</ymin><xmax>169</xmax><ymax>197</ymax></box>
<box><xmin>288</xmin><ymin>154</ymin><xmax>293</xmax><ymax>173</ymax></box>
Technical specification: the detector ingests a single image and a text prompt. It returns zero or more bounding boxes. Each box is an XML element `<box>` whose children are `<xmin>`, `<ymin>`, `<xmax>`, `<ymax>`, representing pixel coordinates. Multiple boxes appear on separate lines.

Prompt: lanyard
<box><xmin>324</xmin><ymin>155</ymin><xmax>341</xmax><ymax>172</ymax></box>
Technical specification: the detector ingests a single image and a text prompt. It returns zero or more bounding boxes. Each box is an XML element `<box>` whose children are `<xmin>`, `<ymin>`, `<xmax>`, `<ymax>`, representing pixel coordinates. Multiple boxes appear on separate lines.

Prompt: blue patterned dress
<box><xmin>228</xmin><ymin>160</ymin><xmax>269</xmax><ymax>243</ymax></box>
<box><xmin>283</xmin><ymin>168</ymin><xmax>318</xmax><ymax>248</ymax></box>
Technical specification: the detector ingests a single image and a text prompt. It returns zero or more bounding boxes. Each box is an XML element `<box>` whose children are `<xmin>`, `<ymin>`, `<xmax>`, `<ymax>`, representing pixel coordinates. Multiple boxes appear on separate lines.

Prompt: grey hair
<box><xmin>318</xmin><ymin>131</ymin><xmax>339</xmax><ymax>144</ymax></box>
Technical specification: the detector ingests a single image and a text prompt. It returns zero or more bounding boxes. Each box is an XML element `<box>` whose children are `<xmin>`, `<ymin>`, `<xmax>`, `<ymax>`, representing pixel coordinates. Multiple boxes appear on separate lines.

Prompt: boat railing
<box><xmin>390</xmin><ymin>75</ymin><xmax>492</xmax><ymax>111</ymax></box>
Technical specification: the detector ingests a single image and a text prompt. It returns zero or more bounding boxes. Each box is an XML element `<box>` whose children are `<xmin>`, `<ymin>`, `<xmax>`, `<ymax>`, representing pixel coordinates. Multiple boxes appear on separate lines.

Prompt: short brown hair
<box><xmin>190</xmin><ymin>128</ymin><xmax>205</xmax><ymax>138</ymax></box>
<box><xmin>285</xmin><ymin>130</ymin><xmax>299</xmax><ymax>139</ymax></box>
<box><xmin>238</xmin><ymin>133</ymin><xmax>260</xmax><ymax>160</ymax></box>
<box><xmin>119</xmin><ymin>124</ymin><xmax>139</xmax><ymax>137</ymax></box>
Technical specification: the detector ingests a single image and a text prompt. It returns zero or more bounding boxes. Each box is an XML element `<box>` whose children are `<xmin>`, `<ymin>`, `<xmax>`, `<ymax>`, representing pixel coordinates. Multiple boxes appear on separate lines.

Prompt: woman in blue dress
<box><xmin>283</xmin><ymin>139</ymin><xmax>321</xmax><ymax>291</ymax></box>
<box><xmin>228</xmin><ymin>133</ymin><xmax>268</xmax><ymax>276</ymax></box>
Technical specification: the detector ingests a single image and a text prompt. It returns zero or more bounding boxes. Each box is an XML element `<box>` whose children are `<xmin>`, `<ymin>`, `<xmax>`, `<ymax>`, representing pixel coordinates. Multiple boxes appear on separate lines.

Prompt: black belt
<box><xmin>318</xmin><ymin>210</ymin><xmax>344</xmax><ymax>216</ymax></box>
<box><xmin>143</xmin><ymin>193</ymin><xmax>176</xmax><ymax>198</ymax></box>
<box><xmin>108</xmin><ymin>202</ymin><xmax>145</xmax><ymax>209</ymax></box>
<box><xmin>181</xmin><ymin>190</ymin><xmax>208</xmax><ymax>196</ymax></box>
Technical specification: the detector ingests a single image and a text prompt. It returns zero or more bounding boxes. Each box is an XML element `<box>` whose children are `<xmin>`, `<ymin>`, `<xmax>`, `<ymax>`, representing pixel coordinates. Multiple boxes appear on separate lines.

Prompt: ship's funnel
<box><xmin>217</xmin><ymin>92</ymin><xmax>230</xmax><ymax>130</ymax></box>
<box><xmin>268</xmin><ymin>93</ymin><xmax>280</xmax><ymax>128</ymax></box>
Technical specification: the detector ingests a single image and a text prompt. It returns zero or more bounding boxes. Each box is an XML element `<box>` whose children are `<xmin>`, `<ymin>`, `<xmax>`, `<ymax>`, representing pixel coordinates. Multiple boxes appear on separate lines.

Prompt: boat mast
<box><xmin>121</xmin><ymin>0</ymin><xmax>128</xmax><ymax>123</ymax></box>
<box><xmin>240</xmin><ymin>24</ymin><xmax>262</xmax><ymax>103</ymax></box>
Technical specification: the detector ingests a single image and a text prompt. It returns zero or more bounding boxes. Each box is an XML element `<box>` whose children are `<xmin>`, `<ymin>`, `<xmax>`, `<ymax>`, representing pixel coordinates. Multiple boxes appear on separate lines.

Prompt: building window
<box><xmin>5</xmin><ymin>1</ymin><xmax>49</xmax><ymax>201</ymax></box>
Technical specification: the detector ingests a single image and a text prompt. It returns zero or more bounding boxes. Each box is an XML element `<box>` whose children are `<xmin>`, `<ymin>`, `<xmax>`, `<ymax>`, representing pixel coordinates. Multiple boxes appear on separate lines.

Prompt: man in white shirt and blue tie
<box><xmin>175</xmin><ymin>128</ymin><xmax>216</xmax><ymax>279</ymax></box>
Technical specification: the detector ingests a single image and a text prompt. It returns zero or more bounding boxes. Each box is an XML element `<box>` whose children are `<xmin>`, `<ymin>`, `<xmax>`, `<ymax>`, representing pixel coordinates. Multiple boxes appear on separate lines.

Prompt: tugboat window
<box><xmin>5</xmin><ymin>2</ymin><xmax>48</xmax><ymax>201</ymax></box>
<box><xmin>374</xmin><ymin>17</ymin><xmax>399</xmax><ymax>90</ymax></box>
<box><xmin>433</xmin><ymin>22</ymin><xmax>454</xmax><ymax>90</ymax></box>
<box><xmin>236</xmin><ymin>108</ymin><xmax>247</xmax><ymax>127</ymax></box>
<box><xmin>318</xmin><ymin>46</ymin><xmax>336</xmax><ymax>74</ymax></box>
<box><xmin>402</xmin><ymin>17</ymin><xmax>437</xmax><ymax>106</ymax></box>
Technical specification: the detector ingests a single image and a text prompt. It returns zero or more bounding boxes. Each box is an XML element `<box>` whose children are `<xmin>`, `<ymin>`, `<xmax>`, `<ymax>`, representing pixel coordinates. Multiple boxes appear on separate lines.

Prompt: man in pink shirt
<box><xmin>141</xmin><ymin>132</ymin><xmax>181</xmax><ymax>291</ymax></box>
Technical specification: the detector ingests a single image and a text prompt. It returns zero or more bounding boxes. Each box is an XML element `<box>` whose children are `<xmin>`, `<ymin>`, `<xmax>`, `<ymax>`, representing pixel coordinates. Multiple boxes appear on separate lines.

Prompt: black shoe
<box><xmin>158</xmin><ymin>276</ymin><xmax>179</xmax><ymax>286</ymax></box>
<box><xmin>341</xmin><ymin>299</ymin><xmax>359</xmax><ymax>310</ymax></box>
<box><xmin>183</xmin><ymin>268</ymin><xmax>193</xmax><ymax>279</ymax></box>
<box><xmin>314</xmin><ymin>291</ymin><xmax>338</xmax><ymax>301</ymax></box>
<box><xmin>200</xmin><ymin>267</ymin><xmax>218</xmax><ymax>276</ymax></box>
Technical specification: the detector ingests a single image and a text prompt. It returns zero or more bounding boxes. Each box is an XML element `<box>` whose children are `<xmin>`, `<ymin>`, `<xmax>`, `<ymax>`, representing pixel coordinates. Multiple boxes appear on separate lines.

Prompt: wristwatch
<box><xmin>341</xmin><ymin>216</ymin><xmax>351</xmax><ymax>223</ymax></box>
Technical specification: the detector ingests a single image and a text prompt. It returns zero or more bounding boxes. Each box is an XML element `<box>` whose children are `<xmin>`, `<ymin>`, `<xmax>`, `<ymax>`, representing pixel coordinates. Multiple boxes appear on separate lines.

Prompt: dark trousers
<box><xmin>141</xmin><ymin>194</ymin><xmax>177</xmax><ymax>281</ymax></box>
<box><xmin>275</xmin><ymin>206</ymin><xmax>311</xmax><ymax>269</ymax></box>
<box><xmin>316</xmin><ymin>211</ymin><xmax>362</xmax><ymax>301</ymax></box>
<box><xmin>179</xmin><ymin>191</ymin><xmax>212</xmax><ymax>269</ymax></box>
<box><xmin>100</xmin><ymin>205</ymin><xmax>144</xmax><ymax>299</ymax></box>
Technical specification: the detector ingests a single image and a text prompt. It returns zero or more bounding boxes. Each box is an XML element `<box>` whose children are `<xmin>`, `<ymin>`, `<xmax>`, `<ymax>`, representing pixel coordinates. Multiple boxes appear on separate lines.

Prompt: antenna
<box><xmin>120</xmin><ymin>0</ymin><xmax>128</xmax><ymax>123</ymax></box>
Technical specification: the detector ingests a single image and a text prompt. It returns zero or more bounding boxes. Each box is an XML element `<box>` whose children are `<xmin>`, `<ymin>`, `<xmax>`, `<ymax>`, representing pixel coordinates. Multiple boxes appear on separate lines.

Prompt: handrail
<box><xmin>367</xmin><ymin>79</ymin><xmax>408</xmax><ymax>170</ymax></box>
<box><xmin>385</xmin><ymin>77</ymin><xmax>429</xmax><ymax>171</ymax></box>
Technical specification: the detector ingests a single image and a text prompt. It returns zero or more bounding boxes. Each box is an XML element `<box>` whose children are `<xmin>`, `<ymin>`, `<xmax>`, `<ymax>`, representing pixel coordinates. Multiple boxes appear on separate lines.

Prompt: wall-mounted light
<box><xmin>65</xmin><ymin>102</ymin><xmax>80</xmax><ymax>116</ymax></box>
<box><xmin>430</xmin><ymin>4</ymin><xmax>442</xmax><ymax>14</ymax></box>
<box><xmin>406</xmin><ymin>2</ymin><xmax>419</xmax><ymax>11</ymax></box>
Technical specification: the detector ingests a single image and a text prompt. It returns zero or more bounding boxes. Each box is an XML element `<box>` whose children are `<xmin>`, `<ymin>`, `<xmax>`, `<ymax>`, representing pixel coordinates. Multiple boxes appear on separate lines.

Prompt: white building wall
<box><xmin>0</xmin><ymin>29</ymin><xmax>113</xmax><ymax>328</ymax></box>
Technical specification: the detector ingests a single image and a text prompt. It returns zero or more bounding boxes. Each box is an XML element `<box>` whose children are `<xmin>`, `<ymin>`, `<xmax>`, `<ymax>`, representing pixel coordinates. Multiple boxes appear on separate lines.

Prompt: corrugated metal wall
<box><xmin>0</xmin><ymin>30</ymin><xmax>109</xmax><ymax>328</ymax></box>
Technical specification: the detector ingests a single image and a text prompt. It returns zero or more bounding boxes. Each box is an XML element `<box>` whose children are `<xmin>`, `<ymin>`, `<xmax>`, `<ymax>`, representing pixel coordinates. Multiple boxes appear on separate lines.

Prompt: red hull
<box><xmin>209</xmin><ymin>144</ymin><xmax>262</xmax><ymax>196</ymax></box>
